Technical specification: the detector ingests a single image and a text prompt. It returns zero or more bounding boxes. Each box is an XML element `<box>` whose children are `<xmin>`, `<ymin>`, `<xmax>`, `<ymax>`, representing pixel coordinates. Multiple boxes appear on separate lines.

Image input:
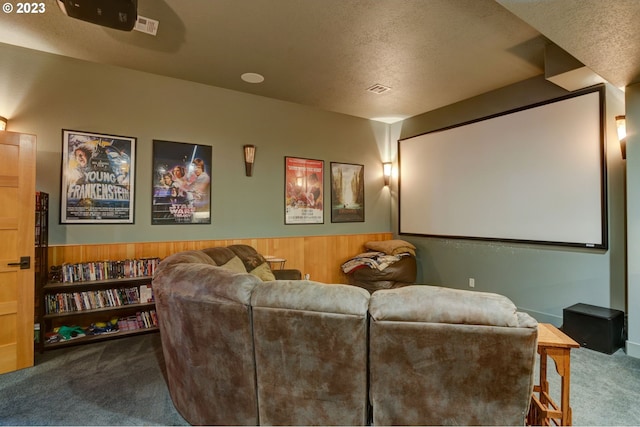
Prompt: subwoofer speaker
<box><xmin>56</xmin><ymin>0</ymin><xmax>138</xmax><ymax>31</ymax></box>
<box><xmin>562</xmin><ymin>303</ymin><xmax>625</xmax><ymax>354</ymax></box>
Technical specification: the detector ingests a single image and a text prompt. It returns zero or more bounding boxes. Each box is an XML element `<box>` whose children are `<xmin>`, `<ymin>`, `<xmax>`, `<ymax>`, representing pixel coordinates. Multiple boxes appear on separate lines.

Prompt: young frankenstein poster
<box><xmin>61</xmin><ymin>130</ymin><xmax>135</xmax><ymax>224</ymax></box>
<box><xmin>152</xmin><ymin>140</ymin><xmax>212</xmax><ymax>224</ymax></box>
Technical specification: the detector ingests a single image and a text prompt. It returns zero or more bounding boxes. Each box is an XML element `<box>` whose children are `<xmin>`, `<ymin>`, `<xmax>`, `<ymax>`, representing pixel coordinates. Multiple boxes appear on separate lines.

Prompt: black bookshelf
<box><xmin>41</xmin><ymin>259</ymin><xmax>160</xmax><ymax>351</ymax></box>
<box><xmin>34</xmin><ymin>192</ymin><xmax>48</xmax><ymax>352</ymax></box>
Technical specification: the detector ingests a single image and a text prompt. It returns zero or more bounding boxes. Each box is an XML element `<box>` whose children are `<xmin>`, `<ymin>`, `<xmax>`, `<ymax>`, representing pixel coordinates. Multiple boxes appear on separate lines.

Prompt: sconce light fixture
<box><xmin>0</xmin><ymin>116</ymin><xmax>7</xmax><ymax>131</ymax></box>
<box><xmin>616</xmin><ymin>115</ymin><xmax>626</xmax><ymax>160</ymax></box>
<box><xmin>243</xmin><ymin>145</ymin><xmax>256</xmax><ymax>176</ymax></box>
<box><xmin>383</xmin><ymin>162</ymin><xmax>392</xmax><ymax>186</ymax></box>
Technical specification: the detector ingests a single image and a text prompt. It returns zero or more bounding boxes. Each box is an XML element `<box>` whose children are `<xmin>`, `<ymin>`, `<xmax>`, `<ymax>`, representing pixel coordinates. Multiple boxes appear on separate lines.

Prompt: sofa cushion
<box><xmin>200</xmin><ymin>246</ymin><xmax>237</xmax><ymax>266</ymax></box>
<box><xmin>251</xmin><ymin>280</ymin><xmax>370</xmax><ymax>425</ymax></box>
<box><xmin>369</xmin><ymin>284</ymin><xmax>519</xmax><ymax>327</ymax></box>
<box><xmin>158</xmin><ymin>250</ymin><xmax>217</xmax><ymax>268</ymax></box>
<box><xmin>369</xmin><ymin>321</ymin><xmax>537</xmax><ymax>425</ymax></box>
<box><xmin>368</xmin><ymin>284</ymin><xmax>537</xmax><ymax>426</ymax></box>
<box><xmin>251</xmin><ymin>280</ymin><xmax>370</xmax><ymax>314</ymax></box>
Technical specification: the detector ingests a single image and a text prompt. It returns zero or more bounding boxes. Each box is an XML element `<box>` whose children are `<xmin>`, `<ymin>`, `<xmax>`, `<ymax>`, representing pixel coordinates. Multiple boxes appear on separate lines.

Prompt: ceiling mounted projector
<box><xmin>56</xmin><ymin>0</ymin><xmax>138</xmax><ymax>31</ymax></box>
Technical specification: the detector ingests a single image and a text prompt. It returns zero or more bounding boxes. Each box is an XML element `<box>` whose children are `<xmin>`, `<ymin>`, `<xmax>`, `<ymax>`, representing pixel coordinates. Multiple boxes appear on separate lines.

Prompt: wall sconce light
<box><xmin>243</xmin><ymin>145</ymin><xmax>256</xmax><ymax>176</ymax></box>
<box><xmin>0</xmin><ymin>116</ymin><xmax>7</xmax><ymax>131</ymax></box>
<box><xmin>616</xmin><ymin>115</ymin><xmax>626</xmax><ymax>160</ymax></box>
<box><xmin>383</xmin><ymin>162</ymin><xmax>392</xmax><ymax>186</ymax></box>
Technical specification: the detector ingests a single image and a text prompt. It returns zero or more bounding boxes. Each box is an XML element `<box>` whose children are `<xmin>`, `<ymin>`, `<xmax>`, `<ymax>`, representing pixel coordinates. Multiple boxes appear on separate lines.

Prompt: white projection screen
<box><xmin>398</xmin><ymin>87</ymin><xmax>606</xmax><ymax>249</ymax></box>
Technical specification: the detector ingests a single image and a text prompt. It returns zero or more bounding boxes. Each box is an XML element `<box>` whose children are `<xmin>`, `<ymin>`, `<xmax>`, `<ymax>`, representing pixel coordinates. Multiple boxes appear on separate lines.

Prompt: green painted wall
<box><xmin>393</xmin><ymin>77</ymin><xmax>626</xmax><ymax>325</ymax></box>
<box><xmin>0</xmin><ymin>42</ymin><xmax>392</xmax><ymax>244</ymax></box>
<box><xmin>1</xmin><ymin>42</ymin><xmax>631</xmax><ymax>330</ymax></box>
<box><xmin>625</xmin><ymin>82</ymin><xmax>640</xmax><ymax>357</ymax></box>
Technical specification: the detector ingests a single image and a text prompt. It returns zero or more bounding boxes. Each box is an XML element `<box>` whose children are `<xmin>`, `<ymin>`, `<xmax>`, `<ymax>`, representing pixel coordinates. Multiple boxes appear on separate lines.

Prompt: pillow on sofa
<box><xmin>220</xmin><ymin>256</ymin><xmax>248</xmax><ymax>273</ymax></box>
<box><xmin>227</xmin><ymin>244</ymin><xmax>277</xmax><ymax>281</ymax></box>
<box><xmin>365</xmin><ymin>240</ymin><xmax>416</xmax><ymax>256</ymax></box>
<box><xmin>250</xmin><ymin>262</ymin><xmax>276</xmax><ymax>281</ymax></box>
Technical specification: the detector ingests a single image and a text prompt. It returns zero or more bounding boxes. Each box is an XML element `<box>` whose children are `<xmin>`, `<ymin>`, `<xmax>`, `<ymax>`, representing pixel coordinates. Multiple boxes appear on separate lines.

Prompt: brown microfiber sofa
<box><xmin>152</xmin><ymin>247</ymin><xmax>538</xmax><ymax>426</ymax></box>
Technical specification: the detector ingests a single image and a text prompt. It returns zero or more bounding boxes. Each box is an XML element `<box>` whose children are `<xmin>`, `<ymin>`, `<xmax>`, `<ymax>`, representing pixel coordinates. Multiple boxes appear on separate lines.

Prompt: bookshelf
<box><xmin>41</xmin><ymin>258</ymin><xmax>160</xmax><ymax>350</ymax></box>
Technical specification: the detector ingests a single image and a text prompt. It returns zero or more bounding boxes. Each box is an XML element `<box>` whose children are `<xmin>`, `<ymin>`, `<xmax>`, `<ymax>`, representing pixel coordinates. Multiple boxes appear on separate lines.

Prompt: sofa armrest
<box><xmin>273</xmin><ymin>269</ymin><xmax>302</xmax><ymax>280</ymax></box>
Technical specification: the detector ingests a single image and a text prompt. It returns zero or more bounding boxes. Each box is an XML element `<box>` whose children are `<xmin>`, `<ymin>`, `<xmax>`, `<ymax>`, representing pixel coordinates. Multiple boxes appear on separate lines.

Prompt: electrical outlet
<box><xmin>469</xmin><ymin>278</ymin><xmax>475</xmax><ymax>288</ymax></box>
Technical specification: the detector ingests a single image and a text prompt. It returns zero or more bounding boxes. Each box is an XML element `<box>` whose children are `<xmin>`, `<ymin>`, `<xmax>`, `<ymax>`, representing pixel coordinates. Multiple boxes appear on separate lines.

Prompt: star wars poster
<box><xmin>61</xmin><ymin>130</ymin><xmax>136</xmax><ymax>224</ymax></box>
<box><xmin>152</xmin><ymin>140</ymin><xmax>212</xmax><ymax>224</ymax></box>
<box><xmin>285</xmin><ymin>157</ymin><xmax>324</xmax><ymax>224</ymax></box>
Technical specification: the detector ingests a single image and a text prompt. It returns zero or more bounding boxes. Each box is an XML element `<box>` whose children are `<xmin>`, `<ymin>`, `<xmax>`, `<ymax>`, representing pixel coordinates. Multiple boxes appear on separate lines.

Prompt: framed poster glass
<box><xmin>285</xmin><ymin>156</ymin><xmax>324</xmax><ymax>224</ymax></box>
<box><xmin>152</xmin><ymin>140</ymin><xmax>212</xmax><ymax>224</ymax></box>
<box><xmin>330</xmin><ymin>162</ymin><xmax>364</xmax><ymax>222</ymax></box>
<box><xmin>61</xmin><ymin>129</ymin><xmax>136</xmax><ymax>224</ymax></box>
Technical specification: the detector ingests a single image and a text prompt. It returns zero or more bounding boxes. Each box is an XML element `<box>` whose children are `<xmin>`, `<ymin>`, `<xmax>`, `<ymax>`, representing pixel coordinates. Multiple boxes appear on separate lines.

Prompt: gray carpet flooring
<box><xmin>0</xmin><ymin>332</ymin><xmax>639</xmax><ymax>425</ymax></box>
<box><xmin>0</xmin><ymin>333</ymin><xmax>188</xmax><ymax>426</ymax></box>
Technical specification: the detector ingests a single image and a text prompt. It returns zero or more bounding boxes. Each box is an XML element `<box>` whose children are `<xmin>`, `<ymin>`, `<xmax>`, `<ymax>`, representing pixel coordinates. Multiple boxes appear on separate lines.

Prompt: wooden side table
<box><xmin>528</xmin><ymin>323</ymin><xmax>579</xmax><ymax>426</ymax></box>
<box><xmin>265</xmin><ymin>257</ymin><xmax>287</xmax><ymax>270</ymax></box>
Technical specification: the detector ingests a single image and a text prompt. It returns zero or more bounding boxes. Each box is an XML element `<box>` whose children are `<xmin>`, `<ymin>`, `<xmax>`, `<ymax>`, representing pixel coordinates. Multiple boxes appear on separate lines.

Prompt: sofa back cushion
<box><xmin>368</xmin><ymin>285</ymin><xmax>538</xmax><ymax>426</ymax></box>
<box><xmin>153</xmin><ymin>252</ymin><xmax>261</xmax><ymax>425</ymax></box>
<box><xmin>369</xmin><ymin>284</ymin><xmax>528</xmax><ymax>327</ymax></box>
<box><xmin>251</xmin><ymin>281</ymin><xmax>370</xmax><ymax>426</ymax></box>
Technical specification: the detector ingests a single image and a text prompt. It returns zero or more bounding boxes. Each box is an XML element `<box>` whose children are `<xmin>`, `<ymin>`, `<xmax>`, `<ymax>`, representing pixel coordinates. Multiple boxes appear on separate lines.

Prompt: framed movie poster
<box><xmin>330</xmin><ymin>162</ymin><xmax>365</xmax><ymax>222</ymax></box>
<box><xmin>152</xmin><ymin>140</ymin><xmax>212</xmax><ymax>225</ymax></box>
<box><xmin>285</xmin><ymin>156</ymin><xmax>324</xmax><ymax>224</ymax></box>
<box><xmin>61</xmin><ymin>129</ymin><xmax>136</xmax><ymax>224</ymax></box>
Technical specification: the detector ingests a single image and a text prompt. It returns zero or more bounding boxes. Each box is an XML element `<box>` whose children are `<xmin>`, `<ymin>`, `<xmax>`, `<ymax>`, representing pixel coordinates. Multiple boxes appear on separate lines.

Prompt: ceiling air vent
<box><xmin>366</xmin><ymin>83</ymin><xmax>391</xmax><ymax>94</ymax></box>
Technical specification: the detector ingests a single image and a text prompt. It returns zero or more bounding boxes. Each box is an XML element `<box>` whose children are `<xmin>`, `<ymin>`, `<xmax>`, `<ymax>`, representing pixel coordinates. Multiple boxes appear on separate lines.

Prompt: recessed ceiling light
<box><xmin>241</xmin><ymin>72</ymin><xmax>265</xmax><ymax>83</ymax></box>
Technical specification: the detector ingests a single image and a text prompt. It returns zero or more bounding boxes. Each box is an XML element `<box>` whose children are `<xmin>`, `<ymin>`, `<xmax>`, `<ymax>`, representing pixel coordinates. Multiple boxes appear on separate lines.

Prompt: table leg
<box><xmin>539</xmin><ymin>349</ymin><xmax>550</xmax><ymax>426</ymax></box>
<box><xmin>548</xmin><ymin>349</ymin><xmax>572</xmax><ymax>425</ymax></box>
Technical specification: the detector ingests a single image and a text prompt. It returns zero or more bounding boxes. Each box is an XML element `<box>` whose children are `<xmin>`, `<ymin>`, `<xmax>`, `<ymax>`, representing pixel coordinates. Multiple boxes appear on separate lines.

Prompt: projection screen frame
<box><xmin>398</xmin><ymin>85</ymin><xmax>607</xmax><ymax>250</ymax></box>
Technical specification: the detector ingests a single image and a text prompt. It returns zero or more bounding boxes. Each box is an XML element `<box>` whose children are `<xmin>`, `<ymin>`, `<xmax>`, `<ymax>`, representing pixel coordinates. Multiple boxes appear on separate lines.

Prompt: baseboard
<box><xmin>625</xmin><ymin>339</ymin><xmax>640</xmax><ymax>358</ymax></box>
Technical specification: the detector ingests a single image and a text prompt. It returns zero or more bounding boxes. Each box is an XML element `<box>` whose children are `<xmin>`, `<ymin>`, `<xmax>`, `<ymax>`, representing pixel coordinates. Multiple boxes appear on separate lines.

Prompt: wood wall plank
<box><xmin>48</xmin><ymin>233</ymin><xmax>392</xmax><ymax>284</ymax></box>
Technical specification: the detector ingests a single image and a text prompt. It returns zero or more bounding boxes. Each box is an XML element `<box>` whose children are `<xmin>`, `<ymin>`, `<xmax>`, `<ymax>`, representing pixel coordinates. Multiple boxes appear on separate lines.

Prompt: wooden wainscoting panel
<box><xmin>47</xmin><ymin>233</ymin><xmax>392</xmax><ymax>284</ymax></box>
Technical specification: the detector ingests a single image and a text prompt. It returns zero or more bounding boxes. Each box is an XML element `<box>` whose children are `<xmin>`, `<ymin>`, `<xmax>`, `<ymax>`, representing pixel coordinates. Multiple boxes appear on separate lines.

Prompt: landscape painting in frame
<box><xmin>152</xmin><ymin>140</ymin><xmax>212</xmax><ymax>225</ymax></box>
<box><xmin>285</xmin><ymin>156</ymin><xmax>324</xmax><ymax>224</ymax></box>
<box><xmin>330</xmin><ymin>162</ymin><xmax>364</xmax><ymax>222</ymax></box>
<box><xmin>61</xmin><ymin>129</ymin><xmax>136</xmax><ymax>224</ymax></box>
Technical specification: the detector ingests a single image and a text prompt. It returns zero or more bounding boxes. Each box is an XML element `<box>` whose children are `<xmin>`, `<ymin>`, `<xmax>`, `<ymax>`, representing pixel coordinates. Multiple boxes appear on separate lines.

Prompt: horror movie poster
<box><xmin>285</xmin><ymin>157</ymin><xmax>324</xmax><ymax>224</ymax></box>
<box><xmin>151</xmin><ymin>140</ymin><xmax>212</xmax><ymax>225</ymax></box>
<box><xmin>61</xmin><ymin>130</ymin><xmax>136</xmax><ymax>224</ymax></box>
<box><xmin>330</xmin><ymin>162</ymin><xmax>364</xmax><ymax>223</ymax></box>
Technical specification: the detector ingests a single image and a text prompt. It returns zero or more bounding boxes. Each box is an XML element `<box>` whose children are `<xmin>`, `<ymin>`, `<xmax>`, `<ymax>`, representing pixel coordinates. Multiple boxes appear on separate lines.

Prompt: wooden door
<box><xmin>0</xmin><ymin>131</ymin><xmax>36</xmax><ymax>374</ymax></box>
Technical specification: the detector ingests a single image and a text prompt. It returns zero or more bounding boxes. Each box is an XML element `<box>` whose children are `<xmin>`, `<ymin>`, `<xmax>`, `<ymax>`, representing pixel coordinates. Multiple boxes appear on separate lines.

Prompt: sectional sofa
<box><xmin>152</xmin><ymin>246</ymin><xmax>538</xmax><ymax>426</ymax></box>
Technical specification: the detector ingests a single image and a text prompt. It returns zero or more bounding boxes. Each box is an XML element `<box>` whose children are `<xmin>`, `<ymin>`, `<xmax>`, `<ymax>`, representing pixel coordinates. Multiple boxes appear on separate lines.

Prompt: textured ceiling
<box><xmin>0</xmin><ymin>0</ymin><xmax>638</xmax><ymax>121</ymax></box>
<box><xmin>497</xmin><ymin>0</ymin><xmax>640</xmax><ymax>89</ymax></box>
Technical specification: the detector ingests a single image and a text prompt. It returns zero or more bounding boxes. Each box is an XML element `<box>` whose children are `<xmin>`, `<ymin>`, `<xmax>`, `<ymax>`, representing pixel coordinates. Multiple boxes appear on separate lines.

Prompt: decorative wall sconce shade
<box><xmin>616</xmin><ymin>115</ymin><xmax>626</xmax><ymax>160</ymax></box>
<box><xmin>244</xmin><ymin>145</ymin><xmax>256</xmax><ymax>176</ymax></box>
<box><xmin>0</xmin><ymin>116</ymin><xmax>7</xmax><ymax>131</ymax></box>
<box><xmin>383</xmin><ymin>162</ymin><xmax>392</xmax><ymax>186</ymax></box>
